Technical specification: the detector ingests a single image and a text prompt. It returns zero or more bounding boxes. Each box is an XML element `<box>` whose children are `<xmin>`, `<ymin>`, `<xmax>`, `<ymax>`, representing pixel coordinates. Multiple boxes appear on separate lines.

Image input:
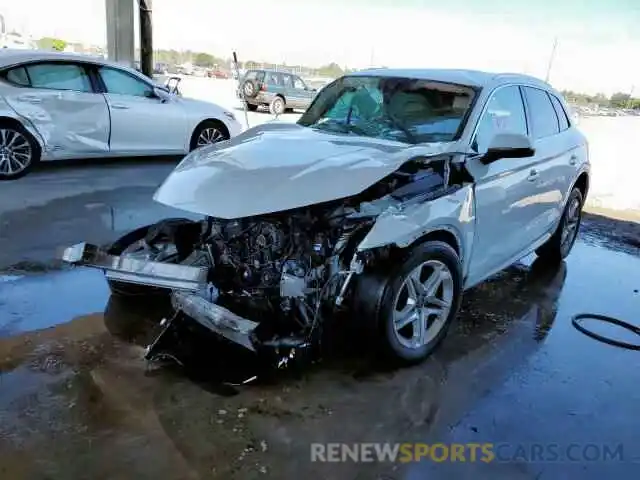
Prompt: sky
<box><xmin>0</xmin><ymin>0</ymin><xmax>638</xmax><ymax>96</ymax></box>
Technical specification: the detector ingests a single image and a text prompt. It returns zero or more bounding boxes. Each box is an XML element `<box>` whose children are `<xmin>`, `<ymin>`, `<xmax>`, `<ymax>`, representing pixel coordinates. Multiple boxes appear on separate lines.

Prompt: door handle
<box><xmin>527</xmin><ymin>169</ymin><xmax>539</xmax><ymax>181</ymax></box>
<box><xmin>111</xmin><ymin>103</ymin><xmax>129</xmax><ymax>109</ymax></box>
<box><xmin>18</xmin><ymin>95</ymin><xmax>42</xmax><ymax>104</ymax></box>
<box><xmin>569</xmin><ymin>155</ymin><xmax>577</xmax><ymax>166</ymax></box>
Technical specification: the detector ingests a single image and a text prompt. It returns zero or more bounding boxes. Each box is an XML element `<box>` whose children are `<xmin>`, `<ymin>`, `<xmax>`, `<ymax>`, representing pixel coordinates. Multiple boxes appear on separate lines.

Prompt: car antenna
<box><xmin>233</xmin><ymin>51</ymin><xmax>250</xmax><ymax>129</ymax></box>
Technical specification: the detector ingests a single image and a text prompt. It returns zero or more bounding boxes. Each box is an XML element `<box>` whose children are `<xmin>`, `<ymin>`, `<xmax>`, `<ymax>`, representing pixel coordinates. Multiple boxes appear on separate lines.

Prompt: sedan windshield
<box><xmin>298</xmin><ymin>75</ymin><xmax>477</xmax><ymax>144</ymax></box>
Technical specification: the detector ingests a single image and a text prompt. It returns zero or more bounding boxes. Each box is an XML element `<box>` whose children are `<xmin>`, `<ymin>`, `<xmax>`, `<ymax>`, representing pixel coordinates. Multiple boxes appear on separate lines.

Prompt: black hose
<box><xmin>571</xmin><ymin>313</ymin><xmax>640</xmax><ymax>351</ymax></box>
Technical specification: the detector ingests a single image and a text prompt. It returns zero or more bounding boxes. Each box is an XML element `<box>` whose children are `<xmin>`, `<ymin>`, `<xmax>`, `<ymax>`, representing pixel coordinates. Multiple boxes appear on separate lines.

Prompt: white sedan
<box><xmin>0</xmin><ymin>49</ymin><xmax>243</xmax><ymax>180</ymax></box>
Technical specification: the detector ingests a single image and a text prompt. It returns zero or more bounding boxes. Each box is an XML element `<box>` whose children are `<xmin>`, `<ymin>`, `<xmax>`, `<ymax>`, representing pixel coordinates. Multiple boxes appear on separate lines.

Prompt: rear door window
<box><xmin>549</xmin><ymin>94</ymin><xmax>570</xmax><ymax>131</ymax></box>
<box><xmin>523</xmin><ymin>86</ymin><xmax>560</xmax><ymax>139</ymax></box>
<box><xmin>25</xmin><ymin>62</ymin><xmax>93</xmax><ymax>92</ymax></box>
<box><xmin>4</xmin><ymin>66</ymin><xmax>30</xmax><ymax>86</ymax></box>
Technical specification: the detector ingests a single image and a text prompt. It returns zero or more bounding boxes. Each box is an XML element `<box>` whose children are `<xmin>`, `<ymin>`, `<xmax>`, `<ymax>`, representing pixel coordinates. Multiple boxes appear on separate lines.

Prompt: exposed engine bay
<box><xmin>62</xmin><ymin>155</ymin><xmax>471</xmax><ymax>369</ymax></box>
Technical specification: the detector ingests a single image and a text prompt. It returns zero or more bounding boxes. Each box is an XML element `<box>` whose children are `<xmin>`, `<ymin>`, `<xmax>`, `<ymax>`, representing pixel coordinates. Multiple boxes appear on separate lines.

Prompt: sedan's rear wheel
<box><xmin>190</xmin><ymin>120</ymin><xmax>230</xmax><ymax>151</ymax></box>
<box><xmin>0</xmin><ymin>124</ymin><xmax>40</xmax><ymax>181</ymax></box>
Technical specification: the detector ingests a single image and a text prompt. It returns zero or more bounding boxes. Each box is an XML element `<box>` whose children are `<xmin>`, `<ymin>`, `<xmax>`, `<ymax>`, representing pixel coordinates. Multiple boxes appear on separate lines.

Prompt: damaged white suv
<box><xmin>63</xmin><ymin>68</ymin><xmax>589</xmax><ymax>365</ymax></box>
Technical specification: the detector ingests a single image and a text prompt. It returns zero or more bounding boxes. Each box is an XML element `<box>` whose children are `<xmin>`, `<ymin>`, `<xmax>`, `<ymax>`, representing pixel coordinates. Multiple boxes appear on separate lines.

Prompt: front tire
<box><xmin>190</xmin><ymin>120</ymin><xmax>230</xmax><ymax>151</ymax></box>
<box><xmin>360</xmin><ymin>241</ymin><xmax>463</xmax><ymax>363</ymax></box>
<box><xmin>0</xmin><ymin>123</ymin><xmax>41</xmax><ymax>181</ymax></box>
<box><xmin>536</xmin><ymin>187</ymin><xmax>583</xmax><ymax>263</ymax></box>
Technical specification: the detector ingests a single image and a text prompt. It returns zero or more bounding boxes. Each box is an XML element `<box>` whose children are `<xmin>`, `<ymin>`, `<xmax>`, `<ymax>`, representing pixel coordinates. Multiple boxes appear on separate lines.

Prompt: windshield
<box><xmin>298</xmin><ymin>75</ymin><xmax>477</xmax><ymax>144</ymax></box>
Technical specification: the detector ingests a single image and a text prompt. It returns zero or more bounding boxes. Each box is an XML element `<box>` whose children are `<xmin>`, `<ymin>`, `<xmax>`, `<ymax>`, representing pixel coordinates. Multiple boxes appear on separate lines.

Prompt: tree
<box><xmin>317</xmin><ymin>62</ymin><xmax>343</xmax><ymax>78</ymax></box>
<box><xmin>36</xmin><ymin>37</ymin><xmax>67</xmax><ymax>52</ymax></box>
<box><xmin>610</xmin><ymin>92</ymin><xmax>631</xmax><ymax>108</ymax></box>
<box><xmin>194</xmin><ymin>52</ymin><xmax>215</xmax><ymax>67</ymax></box>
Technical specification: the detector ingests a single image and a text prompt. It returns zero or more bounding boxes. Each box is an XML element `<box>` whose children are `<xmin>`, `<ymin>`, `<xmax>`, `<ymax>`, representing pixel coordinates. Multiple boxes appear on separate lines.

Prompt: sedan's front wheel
<box><xmin>0</xmin><ymin>123</ymin><xmax>40</xmax><ymax>181</ymax></box>
<box><xmin>190</xmin><ymin>120</ymin><xmax>230</xmax><ymax>151</ymax></box>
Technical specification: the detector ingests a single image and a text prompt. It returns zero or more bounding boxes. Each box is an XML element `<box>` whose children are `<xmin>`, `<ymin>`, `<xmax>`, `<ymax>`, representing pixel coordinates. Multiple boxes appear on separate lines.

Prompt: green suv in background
<box><xmin>237</xmin><ymin>69</ymin><xmax>318</xmax><ymax>115</ymax></box>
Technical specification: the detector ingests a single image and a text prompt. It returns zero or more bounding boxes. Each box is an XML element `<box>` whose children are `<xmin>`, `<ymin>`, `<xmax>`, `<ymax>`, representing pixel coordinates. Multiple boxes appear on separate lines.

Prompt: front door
<box><xmin>282</xmin><ymin>74</ymin><xmax>315</xmax><ymax>110</ymax></box>
<box><xmin>2</xmin><ymin>61</ymin><xmax>110</xmax><ymax>158</ymax></box>
<box><xmin>465</xmin><ymin>85</ymin><xmax>541</xmax><ymax>287</ymax></box>
<box><xmin>95</xmin><ymin>65</ymin><xmax>187</xmax><ymax>154</ymax></box>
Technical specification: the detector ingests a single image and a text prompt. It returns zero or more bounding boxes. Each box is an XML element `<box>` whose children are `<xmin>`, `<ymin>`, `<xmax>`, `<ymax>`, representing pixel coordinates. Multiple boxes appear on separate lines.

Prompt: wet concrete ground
<box><xmin>1</xmin><ymin>231</ymin><xmax>639</xmax><ymax>478</ymax></box>
<box><xmin>1</xmin><ymin>162</ymin><xmax>640</xmax><ymax>479</ymax></box>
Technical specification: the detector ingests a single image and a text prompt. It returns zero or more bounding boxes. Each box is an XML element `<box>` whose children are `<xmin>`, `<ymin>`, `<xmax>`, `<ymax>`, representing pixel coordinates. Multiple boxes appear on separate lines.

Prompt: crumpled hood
<box><xmin>154</xmin><ymin>122</ymin><xmax>451</xmax><ymax>219</ymax></box>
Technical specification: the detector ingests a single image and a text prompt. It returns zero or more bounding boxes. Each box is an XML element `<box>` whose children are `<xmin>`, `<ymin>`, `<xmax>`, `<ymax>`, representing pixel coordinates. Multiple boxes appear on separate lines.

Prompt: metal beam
<box><xmin>105</xmin><ymin>0</ymin><xmax>135</xmax><ymax>67</ymax></box>
<box><xmin>139</xmin><ymin>0</ymin><xmax>153</xmax><ymax>77</ymax></box>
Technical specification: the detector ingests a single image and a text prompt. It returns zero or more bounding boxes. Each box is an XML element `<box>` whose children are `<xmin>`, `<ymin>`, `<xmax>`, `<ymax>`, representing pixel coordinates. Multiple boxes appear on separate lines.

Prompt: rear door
<box><xmin>521</xmin><ymin>86</ymin><xmax>575</xmax><ymax>241</ymax></box>
<box><xmin>2</xmin><ymin>61</ymin><xmax>110</xmax><ymax>158</ymax></box>
<box><xmin>465</xmin><ymin>85</ymin><xmax>541</xmax><ymax>286</ymax></box>
<box><xmin>95</xmin><ymin>65</ymin><xmax>187</xmax><ymax>154</ymax></box>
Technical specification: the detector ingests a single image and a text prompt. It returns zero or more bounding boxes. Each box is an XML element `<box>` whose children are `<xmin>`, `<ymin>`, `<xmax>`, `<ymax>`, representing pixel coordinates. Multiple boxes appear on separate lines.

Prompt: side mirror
<box><xmin>482</xmin><ymin>133</ymin><xmax>535</xmax><ymax>164</ymax></box>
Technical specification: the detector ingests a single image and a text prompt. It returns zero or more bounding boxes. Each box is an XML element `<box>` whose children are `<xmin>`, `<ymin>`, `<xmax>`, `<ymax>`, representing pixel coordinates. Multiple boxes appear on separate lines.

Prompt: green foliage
<box><xmin>36</xmin><ymin>37</ymin><xmax>67</xmax><ymax>52</ymax></box>
<box><xmin>561</xmin><ymin>90</ymin><xmax>639</xmax><ymax>110</ymax></box>
<box><xmin>317</xmin><ymin>62</ymin><xmax>344</xmax><ymax>78</ymax></box>
<box><xmin>194</xmin><ymin>52</ymin><xmax>215</xmax><ymax>67</ymax></box>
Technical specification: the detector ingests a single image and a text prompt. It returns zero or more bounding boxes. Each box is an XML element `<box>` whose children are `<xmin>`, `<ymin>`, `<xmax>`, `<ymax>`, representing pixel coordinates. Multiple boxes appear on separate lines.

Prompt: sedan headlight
<box><xmin>223</xmin><ymin>111</ymin><xmax>236</xmax><ymax>121</ymax></box>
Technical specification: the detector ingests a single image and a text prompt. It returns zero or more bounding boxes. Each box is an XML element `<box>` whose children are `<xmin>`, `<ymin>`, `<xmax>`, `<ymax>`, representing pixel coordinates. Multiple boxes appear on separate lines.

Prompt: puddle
<box><xmin>0</xmin><ymin>268</ymin><xmax>110</xmax><ymax>336</ymax></box>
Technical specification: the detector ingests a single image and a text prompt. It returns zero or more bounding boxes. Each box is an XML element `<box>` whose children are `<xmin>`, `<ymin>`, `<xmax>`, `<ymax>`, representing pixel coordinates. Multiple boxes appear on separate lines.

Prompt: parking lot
<box><xmin>1</xmin><ymin>77</ymin><xmax>640</xmax><ymax>479</ymax></box>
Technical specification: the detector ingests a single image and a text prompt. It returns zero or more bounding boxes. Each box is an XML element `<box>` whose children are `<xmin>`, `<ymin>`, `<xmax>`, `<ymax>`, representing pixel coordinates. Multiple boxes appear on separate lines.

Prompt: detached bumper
<box><xmin>61</xmin><ymin>242</ymin><xmax>258</xmax><ymax>351</ymax></box>
<box><xmin>61</xmin><ymin>242</ymin><xmax>207</xmax><ymax>292</ymax></box>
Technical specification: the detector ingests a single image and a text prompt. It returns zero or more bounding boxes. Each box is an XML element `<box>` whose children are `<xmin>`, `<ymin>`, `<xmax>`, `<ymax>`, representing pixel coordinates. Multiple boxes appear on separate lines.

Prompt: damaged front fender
<box><xmin>356</xmin><ymin>184</ymin><xmax>476</xmax><ymax>269</ymax></box>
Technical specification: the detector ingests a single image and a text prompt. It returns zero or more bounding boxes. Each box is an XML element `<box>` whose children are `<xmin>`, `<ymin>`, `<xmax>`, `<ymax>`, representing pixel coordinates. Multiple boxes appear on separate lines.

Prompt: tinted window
<box><xmin>523</xmin><ymin>87</ymin><xmax>559</xmax><ymax>139</ymax></box>
<box><xmin>26</xmin><ymin>63</ymin><xmax>92</xmax><ymax>92</ymax></box>
<box><xmin>245</xmin><ymin>70</ymin><xmax>257</xmax><ymax>81</ymax></box>
<box><xmin>549</xmin><ymin>94</ymin><xmax>570</xmax><ymax>131</ymax></box>
<box><xmin>293</xmin><ymin>76</ymin><xmax>306</xmax><ymax>90</ymax></box>
<box><xmin>99</xmin><ymin>67</ymin><xmax>152</xmax><ymax>97</ymax></box>
<box><xmin>473</xmin><ymin>86</ymin><xmax>527</xmax><ymax>153</ymax></box>
<box><xmin>4</xmin><ymin>66</ymin><xmax>29</xmax><ymax>86</ymax></box>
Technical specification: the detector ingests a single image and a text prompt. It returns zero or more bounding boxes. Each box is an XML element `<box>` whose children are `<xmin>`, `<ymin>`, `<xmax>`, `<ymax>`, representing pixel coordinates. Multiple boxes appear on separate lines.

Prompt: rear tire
<box><xmin>0</xmin><ymin>122</ymin><xmax>41</xmax><ymax>181</ymax></box>
<box><xmin>269</xmin><ymin>96</ymin><xmax>286</xmax><ymax>116</ymax></box>
<box><xmin>536</xmin><ymin>188</ymin><xmax>583</xmax><ymax>263</ymax></box>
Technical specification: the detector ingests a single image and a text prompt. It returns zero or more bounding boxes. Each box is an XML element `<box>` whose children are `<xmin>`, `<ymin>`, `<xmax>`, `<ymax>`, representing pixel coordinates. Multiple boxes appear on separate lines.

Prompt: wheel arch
<box><xmin>0</xmin><ymin>115</ymin><xmax>44</xmax><ymax>153</ymax></box>
<box><xmin>572</xmin><ymin>171</ymin><xmax>589</xmax><ymax>200</ymax></box>
<box><xmin>189</xmin><ymin>118</ymin><xmax>230</xmax><ymax>150</ymax></box>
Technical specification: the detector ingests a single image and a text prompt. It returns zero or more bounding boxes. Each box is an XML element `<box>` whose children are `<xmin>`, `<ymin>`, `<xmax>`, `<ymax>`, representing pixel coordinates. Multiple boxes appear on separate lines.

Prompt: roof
<box><xmin>0</xmin><ymin>49</ymin><xmax>110</xmax><ymax>67</ymax></box>
<box><xmin>350</xmin><ymin>68</ymin><xmax>551</xmax><ymax>90</ymax></box>
<box><xmin>0</xmin><ymin>49</ymin><xmax>150</xmax><ymax>82</ymax></box>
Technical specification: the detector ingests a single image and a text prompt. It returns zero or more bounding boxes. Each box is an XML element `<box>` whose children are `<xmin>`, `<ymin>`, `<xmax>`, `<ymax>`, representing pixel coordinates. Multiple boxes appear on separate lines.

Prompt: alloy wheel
<box><xmin>196</xmin><ymin>127</ymin><xmax>225</xmax><ymax>147</ymax></box>
<box><xmin>392</xmin><ymin>259</ymin><xmax>454</xmax><ymax>350</ymax></box>
<box><xmin>0</xmin><ymin>128</ymin><xmax>32</xmax><ymax>177</ymax></box>
<box><xmin>561</xmin><ymin>196</ymin><xmax>581</xmax><ymax>252</ymax></box>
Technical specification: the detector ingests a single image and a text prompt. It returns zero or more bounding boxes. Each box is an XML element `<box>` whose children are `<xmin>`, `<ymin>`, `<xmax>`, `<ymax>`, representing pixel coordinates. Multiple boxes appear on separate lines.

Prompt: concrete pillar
<box><xmin>105</xmin><ymin>0</ymin><xmax>135</xmax><ymax>67</ymax></box>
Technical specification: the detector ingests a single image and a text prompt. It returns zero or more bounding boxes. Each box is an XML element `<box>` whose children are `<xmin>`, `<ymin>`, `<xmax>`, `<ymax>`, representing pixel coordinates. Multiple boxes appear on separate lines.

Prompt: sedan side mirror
<box><xmin>482</xmin><ymin>133</ymin><xmax>535</xmax><ymax>164</ymax></box>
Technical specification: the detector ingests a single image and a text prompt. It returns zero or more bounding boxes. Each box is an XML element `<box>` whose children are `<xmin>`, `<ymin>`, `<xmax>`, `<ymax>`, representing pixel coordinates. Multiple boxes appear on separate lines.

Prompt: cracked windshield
<box><xmin>0</xmin><ymin>0</ymin><xmax>639</xmax><ymax>479</ymax></box>
<box><xmin>299</xmin><ymin>76</ymin><xmax>475</xmax><ymax>143</ymax></box>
